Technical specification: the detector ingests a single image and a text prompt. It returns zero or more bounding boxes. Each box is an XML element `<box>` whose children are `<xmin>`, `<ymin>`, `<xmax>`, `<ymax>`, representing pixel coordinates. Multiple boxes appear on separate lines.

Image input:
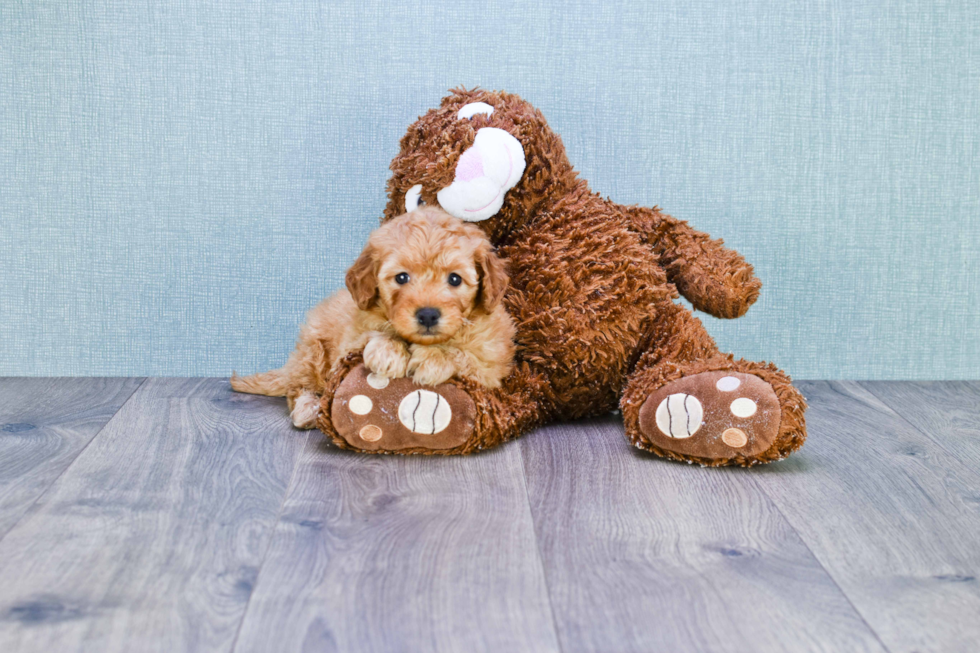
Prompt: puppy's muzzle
<box><xmin>415</xmin><ymin>307</ymin><xmax>441</xmax><ymax>329</ymax></box>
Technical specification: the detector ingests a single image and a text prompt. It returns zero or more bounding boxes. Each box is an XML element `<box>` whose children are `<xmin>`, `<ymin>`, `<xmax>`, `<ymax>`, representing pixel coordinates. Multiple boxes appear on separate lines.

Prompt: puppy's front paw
<box><xmin>290</xmin><ymin>391</ymin><xmax>320</xmax><ymax>429</ymax></box>
<box><xmin>407</xmin><ymin>347</ymin><xmax>456</xmax><ymax>387</ymax></box>
<box><xmin>364</xmin><ymin>335</ymin><xmax>410</xmax><ymax>378</ymax></box>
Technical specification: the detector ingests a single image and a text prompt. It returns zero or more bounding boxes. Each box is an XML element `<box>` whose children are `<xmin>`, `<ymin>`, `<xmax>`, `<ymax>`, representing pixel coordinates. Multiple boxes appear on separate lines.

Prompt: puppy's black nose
<box><xmin>416</xmin><ymin>307</ymin><xmax>441</xmax><ymax>328</ymax></box>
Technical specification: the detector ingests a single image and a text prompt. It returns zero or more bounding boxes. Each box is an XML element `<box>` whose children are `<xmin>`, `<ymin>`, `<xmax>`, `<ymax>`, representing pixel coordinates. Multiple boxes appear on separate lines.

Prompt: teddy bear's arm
<box><xmin>630</xmin><ymin>206</ymin><xmax>762</xmax><ymax>319</ymax></box>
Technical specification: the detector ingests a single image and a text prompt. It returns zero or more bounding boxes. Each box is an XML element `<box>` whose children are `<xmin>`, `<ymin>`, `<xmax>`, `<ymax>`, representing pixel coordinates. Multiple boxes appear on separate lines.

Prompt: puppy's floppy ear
<box><xmin>476</xmin><ymin>243</ymin><xmax>509</xmax><ymax>312</ymax></box>
<box><xmin>345</xmin><ymin>244</ymin><xmax>379</xmax><ymax>310</ymax></box>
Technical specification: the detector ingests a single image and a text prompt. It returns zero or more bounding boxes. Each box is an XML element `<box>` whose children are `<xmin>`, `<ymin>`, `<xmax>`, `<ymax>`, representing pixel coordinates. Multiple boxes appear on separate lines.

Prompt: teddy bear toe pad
<box><xmin>331</xmin><ymin>364</ymin><xmax>476</xmax><ymax>452</ymax></box>
<box><xmin>639</xmin><ymin>371</ymin><xmax>780</xmax><ymax>460</ymax></box>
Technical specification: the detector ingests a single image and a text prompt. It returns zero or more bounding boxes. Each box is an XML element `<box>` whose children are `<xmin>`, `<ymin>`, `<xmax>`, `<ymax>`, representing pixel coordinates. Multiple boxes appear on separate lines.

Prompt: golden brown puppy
<box><xmin>231</xmin><ymin>206</ymin><xmax>515</xmax><ymax>428</ymax></box>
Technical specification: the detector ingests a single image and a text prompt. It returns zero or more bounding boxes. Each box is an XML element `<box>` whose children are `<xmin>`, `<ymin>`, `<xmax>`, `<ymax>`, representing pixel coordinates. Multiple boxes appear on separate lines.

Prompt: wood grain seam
<box><xmin>748</xmin><ymin>467</ymin><xmax>895</xmax><ymax>653</ymax></box>
<box><xmin>228</xmin><ymin>429</ymin><xmax>312</xmax><ymax>653</ymax></box>
<box><xmin>0</xmin><ymin>377</ymin><xmax>147</xmax><ymax>546</ymax></box>
<box><xmin>859</xmin><ymin>381</ymin><xmax>980</xmax><ymax>484</ymax></box>
<box><xmin>517</xmin><ymin>441</ymin><xmax>566</xmax><ymax>653</ymax></box>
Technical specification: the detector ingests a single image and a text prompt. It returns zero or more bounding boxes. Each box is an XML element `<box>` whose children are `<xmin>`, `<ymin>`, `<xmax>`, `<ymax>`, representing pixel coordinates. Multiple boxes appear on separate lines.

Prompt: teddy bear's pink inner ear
<box><xmin>455</xmin><ymin>148</ymin><xmax>484</xmax><ymax>183</ymax></box>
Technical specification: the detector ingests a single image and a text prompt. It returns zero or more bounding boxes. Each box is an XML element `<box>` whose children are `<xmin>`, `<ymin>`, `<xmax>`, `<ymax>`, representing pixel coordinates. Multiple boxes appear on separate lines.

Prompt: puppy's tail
<box><xmin>230</xmin><ymin>368</ymin><xmax>288</xmax><ymax>397</ymax></box>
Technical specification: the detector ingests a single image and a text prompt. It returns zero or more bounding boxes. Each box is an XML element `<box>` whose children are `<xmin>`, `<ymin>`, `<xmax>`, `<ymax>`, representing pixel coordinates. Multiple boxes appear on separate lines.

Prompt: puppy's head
<box><xmin>346</xmin><ymin>206</ymin><xmax>508</xmax><ymax>345</ymax></box>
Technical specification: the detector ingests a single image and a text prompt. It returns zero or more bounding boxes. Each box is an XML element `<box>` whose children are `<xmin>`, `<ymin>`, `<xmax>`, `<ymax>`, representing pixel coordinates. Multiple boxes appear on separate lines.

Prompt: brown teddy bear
<box><xmin>318</xmin><ymin>88</ymin><xmax>806</xmax><ymax>467</ymax></box>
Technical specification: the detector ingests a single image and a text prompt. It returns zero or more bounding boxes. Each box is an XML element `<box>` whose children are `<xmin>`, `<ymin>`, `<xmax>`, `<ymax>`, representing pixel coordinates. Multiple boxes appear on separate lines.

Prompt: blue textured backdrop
<box><xmin>1</xmin><ymin>1</ymin><xmax>978</xmax><ymax>379</ymax></box>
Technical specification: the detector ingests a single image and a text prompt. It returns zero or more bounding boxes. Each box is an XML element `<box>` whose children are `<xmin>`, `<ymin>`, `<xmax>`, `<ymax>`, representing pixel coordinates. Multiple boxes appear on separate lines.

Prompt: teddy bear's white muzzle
<box><xmin>437</xmin><ymin>128</ymin><xmax>526</xmax><ymax>222</ymax></box>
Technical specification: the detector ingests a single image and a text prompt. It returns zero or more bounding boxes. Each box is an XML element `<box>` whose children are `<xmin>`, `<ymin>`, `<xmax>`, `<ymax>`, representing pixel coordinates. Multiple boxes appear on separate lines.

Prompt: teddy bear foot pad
<box><xmin>331</xmin><ymin>364</ymin><xmax>476</xmax><ymax>452</ymax></box>
<box><xmin>638</xmin><ymin>371</ymin><xmax>781</xmax><ymax>461</ymax></box>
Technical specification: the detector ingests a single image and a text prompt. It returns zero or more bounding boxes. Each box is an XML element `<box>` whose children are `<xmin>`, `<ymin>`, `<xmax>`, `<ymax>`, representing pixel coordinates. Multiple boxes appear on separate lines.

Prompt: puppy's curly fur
<box><xmin>232</xmin><ymin>206</ymin><xmax>515</xmax><ymax>428</ymax></box>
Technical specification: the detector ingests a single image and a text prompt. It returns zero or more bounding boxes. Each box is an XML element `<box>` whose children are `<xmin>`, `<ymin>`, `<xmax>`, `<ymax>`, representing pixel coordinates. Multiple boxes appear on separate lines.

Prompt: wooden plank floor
<box><xmin>0</xmin><ymin>379</ymin><xmax>976</xmax><ymax>652</ymax></box>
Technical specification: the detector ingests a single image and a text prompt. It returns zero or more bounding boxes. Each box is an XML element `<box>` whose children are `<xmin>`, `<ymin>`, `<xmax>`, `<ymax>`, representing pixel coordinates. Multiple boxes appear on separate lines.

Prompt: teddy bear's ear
<box><xmin>345</xmin><ymin>244</ymin><xmax>379</xmax><ymax>310</ymax></box>
<box><xmin>437</xmin><ymin>128</ymin><xmax>526</xmax><ymax>222</ymax></box>
<box><xmin>457</xmin><ymin>102</ymin><xmax>494</xmax><ymax>120</ymax></box>
<box><xmin>403</xmin><ymin>184</ymin><xmax>424</xmax><ymax>212</ymax></box>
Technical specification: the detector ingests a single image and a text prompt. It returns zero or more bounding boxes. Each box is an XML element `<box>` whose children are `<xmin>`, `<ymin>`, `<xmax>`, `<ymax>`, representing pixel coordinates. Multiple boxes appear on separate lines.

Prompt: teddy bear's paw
<box><xmin>329</xmin><ymin>364</ymin><xmax>476</xmax><ymax>452</ymax></box>
<box><xmin>637</xmin><ymin>371</ymin><xmax>781</xmax><ymax>461</ymax></box>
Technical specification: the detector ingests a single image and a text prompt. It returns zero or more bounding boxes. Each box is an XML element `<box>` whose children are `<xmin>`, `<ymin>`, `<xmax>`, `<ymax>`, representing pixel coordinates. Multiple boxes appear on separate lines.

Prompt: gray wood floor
<box><xmin>0</xmin><ymin>379</ymin><xmax>977</xmax><ymax>652</ymax></box>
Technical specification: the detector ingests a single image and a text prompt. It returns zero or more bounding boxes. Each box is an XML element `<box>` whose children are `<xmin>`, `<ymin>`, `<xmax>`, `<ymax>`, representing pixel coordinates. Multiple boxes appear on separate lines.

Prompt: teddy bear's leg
<box><xmin>315</xmin><ymin>354</ymin><xmax>549</xmax><ymax>455</ymax></box>
<box><xmin>621</xmin><ymin>302</ymin><xmax>807</xmax><ymax>467</ymax></box>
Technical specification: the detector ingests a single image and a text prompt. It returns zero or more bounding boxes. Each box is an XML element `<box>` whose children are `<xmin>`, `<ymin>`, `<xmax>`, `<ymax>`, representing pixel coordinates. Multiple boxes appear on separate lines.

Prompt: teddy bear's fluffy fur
<box><xmin>313</xmin><ymin>88</ymin><xmax>806</xmax><ymax>466</ymax></box>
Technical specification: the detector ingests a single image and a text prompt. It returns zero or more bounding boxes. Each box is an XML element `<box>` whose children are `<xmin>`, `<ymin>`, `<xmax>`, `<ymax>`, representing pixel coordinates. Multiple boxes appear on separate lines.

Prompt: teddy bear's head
<box><xmin>383</xmin><ymin>89</ymin><xmax>580</xmax><ymax>242</ymax></box>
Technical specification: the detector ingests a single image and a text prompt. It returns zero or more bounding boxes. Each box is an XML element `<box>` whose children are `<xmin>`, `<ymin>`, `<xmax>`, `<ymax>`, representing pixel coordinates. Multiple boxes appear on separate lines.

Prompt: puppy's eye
<box><xmin>395</xmin><ymin>272</ymin><xmax>410</xmax><ymax>285</ymax></box>
<box><xmin>447</xmin><ymin>273</ymin><xmax>462</xmax><ymax>287</ymax></box>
